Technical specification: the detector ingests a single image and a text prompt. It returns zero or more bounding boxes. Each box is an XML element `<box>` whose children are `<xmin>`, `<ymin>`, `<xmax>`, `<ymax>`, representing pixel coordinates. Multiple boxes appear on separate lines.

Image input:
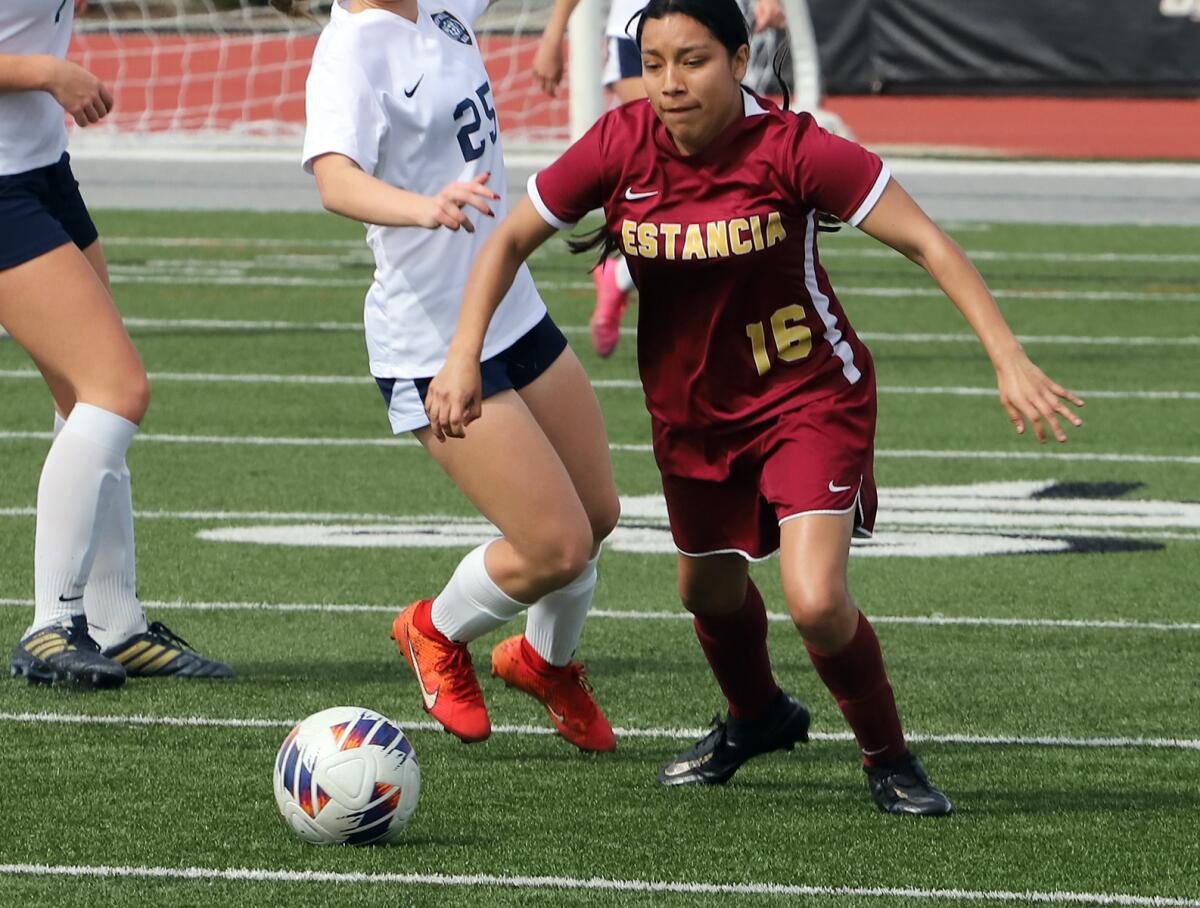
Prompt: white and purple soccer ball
<box><xmin>273</xmin><ymin>706</ymin><xmax>421</xmax><ymax>846</ymax></box>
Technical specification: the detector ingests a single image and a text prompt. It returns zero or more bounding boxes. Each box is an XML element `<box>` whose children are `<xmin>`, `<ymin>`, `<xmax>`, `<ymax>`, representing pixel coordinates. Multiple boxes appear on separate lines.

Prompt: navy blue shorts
<box><xmin>374</xmin><ymin>313</ymin><xmax>569</xmax><ymax>433</ymax></box>
<box><xmin>602</xmin><ymin>36</ymin><xmax>642</xmax><ymax>86</ymax></box>
<box><xmin>0</xmin><ymin>153</ymin><xmax>99</xmax><ymax>271</ymax></box>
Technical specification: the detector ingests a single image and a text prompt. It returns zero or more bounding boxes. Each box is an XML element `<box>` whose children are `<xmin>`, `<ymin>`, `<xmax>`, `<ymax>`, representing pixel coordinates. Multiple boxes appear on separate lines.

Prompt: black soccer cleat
<box><xmin>658</xmin><ymin>690</ymin><xmax>811</xmax><ymax>786</ymax></box>
<box><xmin>865</xmin><ymin>752</ymin><xmax>954</xmax><ymax>817</ymax></box>
<box><xmin>10</xmin><ymin>615</ymin><xmax>126</xmax><ymax>689</ymax></box>
<box><xmin>103</xmin><ymin>621</ymin><xmax>234</xmax><ymax>679</ymax></box>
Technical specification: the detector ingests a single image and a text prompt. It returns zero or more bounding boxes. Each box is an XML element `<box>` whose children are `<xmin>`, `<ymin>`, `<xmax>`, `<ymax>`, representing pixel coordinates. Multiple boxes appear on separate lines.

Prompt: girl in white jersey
<box><xmin>282</xmin><ymin>0</ymin><xmax>620</xmax><ymax>752</ymax></box>
<box><xmin>1</xmin><ymin>0</ymin><xmax>230</xmax><ymax>687</ymax></box>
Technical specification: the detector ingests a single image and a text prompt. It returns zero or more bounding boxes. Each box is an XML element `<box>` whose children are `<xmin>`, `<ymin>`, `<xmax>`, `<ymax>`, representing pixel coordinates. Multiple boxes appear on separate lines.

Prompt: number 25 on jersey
<box><xmin>454</xmin><ymin>82</ymin><xmax>497</xmax><ymax>163</ymax></box>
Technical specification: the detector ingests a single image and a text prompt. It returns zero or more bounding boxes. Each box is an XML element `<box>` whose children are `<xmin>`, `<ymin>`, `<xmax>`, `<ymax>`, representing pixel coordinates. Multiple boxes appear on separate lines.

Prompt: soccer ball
<box><xmin>273</xmin><ymin>706</ymin><xmax>421</xmax><ymax>846</ymax></box>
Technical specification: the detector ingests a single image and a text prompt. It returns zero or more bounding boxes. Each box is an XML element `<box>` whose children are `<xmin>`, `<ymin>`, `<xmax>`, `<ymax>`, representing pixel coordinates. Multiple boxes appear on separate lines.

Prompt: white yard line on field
<box><xmin>1</xmin><ymin>597</ymin><xmax>1197</xmax><ymax>632</ymax></box>
<box><xmin>2</xmin><ymin>369</ymin><xmax>1196</xmax><ymax>400</ymax></box>
<box><xmin>9</xmin><ymin>319</ymin><xmax>1199</xmax><ymax>348</ymax></box>
<box><xmin>1</xmin><ymin>863</ymin><xmax>1196</xmax><ymax>907</ymax></box>
<box><xmin>101</xmin><ymin>234</ymin><xmax>1200</xmax><ymax>264</ymax></box>
<box><xmin>1</xmin><ymin>711</ymin><xmax>1198</xmax><ymax>752</ymax></box>
<box><xmin>2</xmin><ymin>432</ymin><xmax>1200</xmax><ymax>463</ymax></box>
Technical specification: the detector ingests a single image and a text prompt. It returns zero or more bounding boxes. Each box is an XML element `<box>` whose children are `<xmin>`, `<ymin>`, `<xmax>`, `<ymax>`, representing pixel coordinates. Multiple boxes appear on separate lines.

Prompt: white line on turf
<box><xmin>2</xmin><ymin>369</ymin><xmax>1195</xmax><ymax>400</ymax></box>
<box><xmin>1</xmin><ymin>863</ymin><xmax>1197</xmax><ymax>907</ymax></box>
<box><xmin>101</xmin><ymin>234</ymin><xmax>1200</xmax><ymax>264</ymax></box>
<box><xmin>99</xmin><ymin>269</ymin><xmax>1200</xmax><ymax>301</ymax></box>
<box><xmin>1</xmin><ymin>597</ymin><xmax>1196</xmax><ymax>631</ymax></box>
<box><xmin>4</xmin><ymin>432</ymin><xmax>1198</xmax><ymax>464</ymax></box>
<box><xmin>1</xmin><ymin>712</ymin><xmax>1197</xmax><ymax>752</ymax></box>
<box><xmin>9</xmin><ymin>318</ymin><xmax>1198</xmax><ymax>348</ymax></box>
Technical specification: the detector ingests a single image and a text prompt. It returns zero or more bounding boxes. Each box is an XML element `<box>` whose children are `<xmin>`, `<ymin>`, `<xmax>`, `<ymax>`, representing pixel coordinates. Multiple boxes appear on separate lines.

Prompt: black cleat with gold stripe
<box><xmin>10</xmin><ymin>616</ymin><xmax>126</xmax><ymax>689</ymax></box>
<box><xmin>103</xmin><ymin>621</ymin><xmax>234</xmax><ymax>679</ymax></box>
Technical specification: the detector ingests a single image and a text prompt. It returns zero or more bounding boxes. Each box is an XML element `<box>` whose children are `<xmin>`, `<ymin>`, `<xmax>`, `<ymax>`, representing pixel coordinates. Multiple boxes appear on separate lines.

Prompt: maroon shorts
<box><xmin>652</xmin><ymin>374</ymin><xmax>877</xmax><ymax>561</ymax></box>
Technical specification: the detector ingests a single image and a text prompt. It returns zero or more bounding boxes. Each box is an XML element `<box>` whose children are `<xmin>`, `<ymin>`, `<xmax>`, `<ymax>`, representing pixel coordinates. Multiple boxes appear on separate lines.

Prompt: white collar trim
<box><xmin>743</xmin><ymin>89</ymin><xmax>769</xmax><ymax>117</ymax></box>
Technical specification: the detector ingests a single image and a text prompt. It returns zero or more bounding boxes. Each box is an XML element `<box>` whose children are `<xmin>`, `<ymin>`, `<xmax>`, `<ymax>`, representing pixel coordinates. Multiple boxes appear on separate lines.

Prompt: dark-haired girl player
<box><xmin>426</xmin><ymin>0</ymin><xmax>1084</xmax><ymax>814</ymax></box>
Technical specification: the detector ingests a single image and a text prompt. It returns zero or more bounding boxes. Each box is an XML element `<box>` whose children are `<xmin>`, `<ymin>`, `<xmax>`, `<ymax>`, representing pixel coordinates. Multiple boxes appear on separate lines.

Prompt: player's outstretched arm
<box><xmin>425</xmin><ymin>197</ymin><xmax>558</xmax><ymax>441</ymax></box>
<box><xmin>311</xmin><ymin>153</ymin><xmax>499</xmax><ymax>231</ymax></box>
<box><xmin>533</xmin><ymin>0</ymin><xmax>583</xmax><ymax>97</ymax></box>
<box><xmin>857</xmin><ymin>179</ymin><xmax>1084</xmax><ymax>444</ymax></box>
<box><xmin>0</xmin><ymin>54</ymin><xmax>112</xmax><ymax>125</ymax></box>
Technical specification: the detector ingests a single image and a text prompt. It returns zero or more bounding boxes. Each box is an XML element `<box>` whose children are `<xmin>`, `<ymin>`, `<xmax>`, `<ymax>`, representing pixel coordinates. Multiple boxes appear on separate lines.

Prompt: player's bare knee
<box><xmin>589</xmin><ymin>495</ymin><xmax>621</xmax><ymax>548</ymax></box>
<box><xmin>785</xmin><ymin>579</ymin><xmax>849</xmax><ymax>634</ymax></box>
<box><xmin>107</xmin><ymin>371</ymin><xmax>152</xmax><ymax>424</ymax></box>
<box><xmin>526</xmin><ymin>528</ymin><xmax>593</xmax><ymax>590</ymax></box>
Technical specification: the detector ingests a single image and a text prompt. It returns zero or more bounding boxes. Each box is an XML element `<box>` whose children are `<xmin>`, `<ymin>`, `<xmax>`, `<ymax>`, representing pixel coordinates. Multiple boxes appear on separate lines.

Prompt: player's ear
<box><xmin>731</xmin><ymin>43</ymin><xmax>749</xmax><ymax>83</ymax></box>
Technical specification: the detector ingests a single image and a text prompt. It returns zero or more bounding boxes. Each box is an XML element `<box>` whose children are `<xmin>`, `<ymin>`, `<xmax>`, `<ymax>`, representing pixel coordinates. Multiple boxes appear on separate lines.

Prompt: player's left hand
<box><xmin>994</xmin><ymin>350</ymin><xmax>1084</xmax><ymax>443</ymax></box>
<box><xmin>533</xmin><ymin>37</ymin><xmax>565</xmax><ymax>96</ymax></box>
<box><xmin>424</xmin><ymin>353</ymin><xmax>483</xmax><ymax>442</ymax></box>
<box><xmin>754</xmin><ymin>0</ymin><xmax>787</xmax><ymax>32</ymax></box>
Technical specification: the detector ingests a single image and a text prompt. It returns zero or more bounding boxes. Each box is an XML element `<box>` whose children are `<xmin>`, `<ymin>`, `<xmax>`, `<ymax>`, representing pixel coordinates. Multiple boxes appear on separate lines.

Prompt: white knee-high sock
<box><xmin>30</xmin><ymin>404</ymin><xmax>138</xmax><ymax>635</ymax></box>
<box><xmin>52</xmin><ymin>412</ymin><xmax>148</xmax><ymax>649</ymax></box>
<box><xmin>523</xmin><ymin>552</ymin><xmax>600</xmax><ymax>667</ymax></box>
<box><xmin>83</xmin><ymin>464</ymin><xmax>147</xmax><ymax>648</ymax></box>
<box><xmin>615</xmin><ymin>256</ymin><xmax>635</xmax><ymax>292</ymax></box>
<box><xmin>430</xmin><ymin>541</ymin><xmax>529</xmax><ymax>644</ymax></box>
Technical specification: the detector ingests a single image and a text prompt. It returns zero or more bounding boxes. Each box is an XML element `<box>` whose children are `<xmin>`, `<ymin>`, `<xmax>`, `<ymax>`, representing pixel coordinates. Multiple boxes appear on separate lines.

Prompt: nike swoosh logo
<box><xmin>58</xmin><ymin>594</ymin><xmax>83</xmax><ymax>603</ymax></box>
<box><xmin>406</xmin><ymin>628</ymin><xmax>439</xmax><ymax>711</ymax></box>
<box><xmin>404</xmin><ymin>75</ymin><xmax>424</xmax><ymax>98</ymax></box>
<box><xmin>546</xmin><ymin>705</ymin><xmax>567</xmax><ymax>726</ymax></box>
<box><xmin>624</xmin><ymin>187</ymin><xmax>658</xmax><ymax>201</ymax></box>
<box><xmin>828</xmin><ymin>481</ymin><xmax>853</xmax><ymax>493</ymax></box>
<box><xmin>862</xmin><ymin>745</ymin><xmax>889</xmax><ymax>757</ymax></box>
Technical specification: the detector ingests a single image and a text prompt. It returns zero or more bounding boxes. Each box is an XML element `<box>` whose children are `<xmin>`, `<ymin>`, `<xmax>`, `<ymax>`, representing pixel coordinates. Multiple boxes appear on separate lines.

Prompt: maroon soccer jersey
<box><xmin>530</xmin><ymin>91</ymin><xmax>890</xmax><ymax>432</ymax></box>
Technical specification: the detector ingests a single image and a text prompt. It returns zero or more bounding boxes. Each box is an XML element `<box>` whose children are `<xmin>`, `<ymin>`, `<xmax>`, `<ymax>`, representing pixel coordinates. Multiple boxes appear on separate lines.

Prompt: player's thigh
<box><xmin>79</xmin><ymin>239</ymin><xmax>113</xmax><ymax>296</ymax></box>
<box><xmin>611</xmin><ymin>77</ymin><xmax>646</xmax><ymax>103</ymax></box>
<box><xmin>517</xmin><ymin>344</ymin><xmax>619</xmax><ymax>540</ymax></box>
<box><xmin>416</xmin><ymin>389</ymin><xmax>591</xmax><ymax>557</ymax></box>
<box><xmin>0</xmin><ymin>243</ymin><xmax>148</xmax><ymax>423</ymax></box>
<box><xmin>677</xmin><ymin>552</ymin><xmax>749</xmax><ymax>615</ymax></box>
<box><xmin>778</xmin><ymin>511</ymin><xmax>855</xmax><ymax>623</ymax></box>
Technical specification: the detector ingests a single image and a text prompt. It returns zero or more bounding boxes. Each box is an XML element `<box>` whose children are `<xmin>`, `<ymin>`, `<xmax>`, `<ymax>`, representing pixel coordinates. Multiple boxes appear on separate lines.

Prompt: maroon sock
<box><xmin>692</xmin><ymin>580</ymin><xmax>780</xmax><ymax>721</ymax></box>
<box><xmin>805</xmin><ymin>610</ymin><xmax>907</xmax><ymax>767</ymax></box>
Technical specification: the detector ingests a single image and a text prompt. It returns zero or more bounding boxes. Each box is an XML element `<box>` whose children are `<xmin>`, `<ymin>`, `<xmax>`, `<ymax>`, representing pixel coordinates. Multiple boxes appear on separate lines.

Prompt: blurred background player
<box><xmin>288</xmin><ymin>0</ymin><xmax>619</xmax><ymax>751</ymax></box>
<box><xmin>532</xmin><ymin>0</ymin><xmax>796</xmax><ymax>357</ymax></box>
<box><xmin>1</xmin><ymin>0</ymin><xmax>232</xmax><ymax>688</ymax></box>
<box><xmin>430</xmin><ymin>0</ymin><xmax>1086</xmax><ymax>815</ymax></box>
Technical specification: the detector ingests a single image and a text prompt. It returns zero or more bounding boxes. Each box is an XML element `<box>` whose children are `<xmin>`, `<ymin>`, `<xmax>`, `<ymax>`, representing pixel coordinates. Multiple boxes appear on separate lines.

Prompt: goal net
<box><xmin>70</xmin><ymin>0</ymin><xmax>825</xmax><ymax>159</ymax></box>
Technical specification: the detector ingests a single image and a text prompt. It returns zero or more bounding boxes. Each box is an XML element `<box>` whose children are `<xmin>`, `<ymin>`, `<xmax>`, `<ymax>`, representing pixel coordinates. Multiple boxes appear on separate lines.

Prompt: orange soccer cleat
<box><xmin>391</xmin><ymin>600</ymin><xmax>490</xmax><ymax>744</ymax></box>
<box><xmin>491</xmin><ymin>634</ymin><xmax>616</xmax><ymax>753</ymax></box>
<box><xmin>588</xmin><ymin>258</ymin><xmax>631</xmax><ymax>358</ymax></box>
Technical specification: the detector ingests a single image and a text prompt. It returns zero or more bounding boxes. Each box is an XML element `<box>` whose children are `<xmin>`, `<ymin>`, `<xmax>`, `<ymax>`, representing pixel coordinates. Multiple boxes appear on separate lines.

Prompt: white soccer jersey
<box><xmin>303</xmin><ymin>0</ymin><xmax>546</xmax><ymax>379</ymax></box>
<box><xmin>0</xmin><ymin>0</ymin><xmax>72</xmax><ymax>175</ymax></box>
<box><xmin>605</xmin><ymin>0</ymin><xmax>646</xmax><ymax>39</ymax></box>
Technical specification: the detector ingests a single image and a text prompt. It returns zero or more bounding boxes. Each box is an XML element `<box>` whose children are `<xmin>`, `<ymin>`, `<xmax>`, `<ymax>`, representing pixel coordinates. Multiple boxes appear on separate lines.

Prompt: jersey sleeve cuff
<box><xmin>526</xmin><ymin>174</ymin><xmax>577</xmax><ymax>231</ymax></box>
<box><xmin>846</xmin><ymin>163</ymin><xmax>891</xmax><ymax>227</ymax></box>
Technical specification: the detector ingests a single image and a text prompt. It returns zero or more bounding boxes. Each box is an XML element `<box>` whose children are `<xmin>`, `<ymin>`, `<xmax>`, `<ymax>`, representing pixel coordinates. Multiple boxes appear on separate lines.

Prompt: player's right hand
<box><xmin>424</xmin><ymin>354</ymin><xmax>483</xmax><ymax>442</ymax></box>
<box><xmin>47</xmin><ymin>59</ymin><xmax>113</xmax><ymax>126</ymax></box>
<box><xmin>533</xmin><ymin>38</ymin><xmax>565</xmax><ymax>97</ymax></box>
<box><xmin>422</xmin><ymin>172</ymin><xmax>499</xmax><ymax>233</ymax></box>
